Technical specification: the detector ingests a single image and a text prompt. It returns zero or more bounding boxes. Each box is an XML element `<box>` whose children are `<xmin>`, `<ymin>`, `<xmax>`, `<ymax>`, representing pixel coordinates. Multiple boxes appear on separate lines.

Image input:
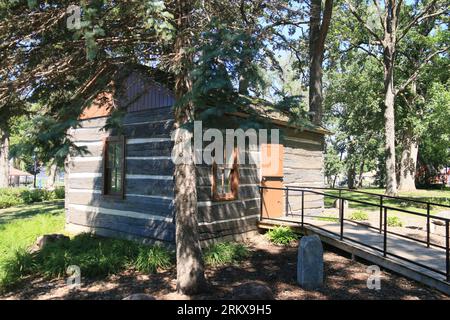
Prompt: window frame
<box><xmin>102</xmin><ymin>135</ymin><xmax>126</xmax><ymax>199</ymax></box>
<box><xmin>211</xmin><ymin>148</ymin><xmax>239</xmax><ymax>201</ymax></box>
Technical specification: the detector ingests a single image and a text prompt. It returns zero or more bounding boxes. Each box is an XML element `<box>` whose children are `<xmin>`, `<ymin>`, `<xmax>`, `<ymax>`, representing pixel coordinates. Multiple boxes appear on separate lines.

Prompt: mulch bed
<box><xmin>1</xmin><ymin>234</ymin><xmax>448</xmax><ymax>300</ymax></box>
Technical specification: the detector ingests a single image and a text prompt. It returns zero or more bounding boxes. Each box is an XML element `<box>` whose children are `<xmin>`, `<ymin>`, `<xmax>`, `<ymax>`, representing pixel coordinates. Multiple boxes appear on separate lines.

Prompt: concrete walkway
<box><xmin>259</xmin><ymin>216</ymin><xmax>450</xmax><ymax>295</ymax></box>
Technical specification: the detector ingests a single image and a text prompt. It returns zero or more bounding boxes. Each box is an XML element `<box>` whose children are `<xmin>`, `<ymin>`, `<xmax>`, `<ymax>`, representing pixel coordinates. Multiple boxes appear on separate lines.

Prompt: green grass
<box><xmin>324</xmin><ymin>188</ymin><xmax>450</xmax><ymax>216</ymax></box>
<box><xmin>349</xmin><ymin>210</ymin><xmax>369</xmax><ymax>221</ymax></box>
<box><xmin>203</xmin><ymin>242</ymin><xmax>249</xmax><ymax>267</ymax></box>
<box><xmin>0</xmin><ymin>201</ymin><xmax>174</xmax><ymax>292</ymax></box>
<box><xmin>315</xmin><ymin>216</ymin><xmax>339</xmax><ymax>222</ymax></box>
<box><xmin>0</xmin><ymin>201</ymin><xmax>65</xmax><ymax>290</ymax></box>
<box><xmin>134</xmin><ymin>245</ymin><xmax>174</xmax><ymax>273</ymax></box>
<box><xmin>265</xmin><ymin>226</ymin><xmax>299</xmax><ymax>245</ymax></box>
<box><xmin>387</xmin><ymin>216</ymin><xmax>403</xmax><ymax>227</ymax></box>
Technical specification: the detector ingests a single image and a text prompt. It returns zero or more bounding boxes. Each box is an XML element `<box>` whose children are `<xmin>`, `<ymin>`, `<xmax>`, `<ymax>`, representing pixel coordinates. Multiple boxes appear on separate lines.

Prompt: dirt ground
<box><xmin>1</xmin><ymin>234</ymin><xmax>448</xmax><ymax>300</ymax></box>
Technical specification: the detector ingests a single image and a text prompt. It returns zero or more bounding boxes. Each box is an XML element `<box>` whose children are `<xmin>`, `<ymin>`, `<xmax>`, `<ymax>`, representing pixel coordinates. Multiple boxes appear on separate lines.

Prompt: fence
<box><xmin>259</xmin><ymin>185</ymin><xmax>450</xmax><ymax>282</ymax></box>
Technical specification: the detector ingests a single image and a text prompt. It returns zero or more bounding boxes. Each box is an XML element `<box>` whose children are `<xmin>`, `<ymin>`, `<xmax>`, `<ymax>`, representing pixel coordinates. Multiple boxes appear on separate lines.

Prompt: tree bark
<box><xmin>0</xmin><ymin>130</ymin><xmax>10</xmax><ymax>188</ymax></box>
<box><xmin>383</xmin><ymin>63</ymin><xmax>398</xmax><ymax>196</ymax></box>
<box><xmin>46</xmin><ymin>162</ymin><xmax>58</xmax><ymax>190</ymax></box>
<box><xmin>398</xmin><ymin>133</ymin><xmax>418</xmax><ymax>192</ymax></box>
<box><xmin>172</xmin><ymin>0</ymin><xmax>206</xmax><ymax>296</ymax></box>
<box><xmin>308</xmin><ymin>0</ymin><xmax>333</xmax><ymax>125</ymax></box>
<box><xmin>382</xmin><ymin>2</ymin><xmax>398</xmax><ymax>196</ymax></box>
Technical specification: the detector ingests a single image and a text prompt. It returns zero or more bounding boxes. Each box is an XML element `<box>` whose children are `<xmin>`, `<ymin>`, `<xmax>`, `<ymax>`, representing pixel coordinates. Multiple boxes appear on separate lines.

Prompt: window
<box><xmin>103</xmin><ymin>136</ymin><xmax>125</xmax><ymax>198</ymax></box>
<box><xmin>212</xmin><ymin>148</ymin><xmax>239</xmax><ymax>201</ymax></box>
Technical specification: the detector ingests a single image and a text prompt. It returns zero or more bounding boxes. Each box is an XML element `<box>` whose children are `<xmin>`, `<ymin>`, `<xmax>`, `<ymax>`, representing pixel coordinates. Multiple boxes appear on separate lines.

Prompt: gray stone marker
<box><xmin>297</xmin><ymin>235</ymin><xmax>324</xmax><ymax>290</ymax></box>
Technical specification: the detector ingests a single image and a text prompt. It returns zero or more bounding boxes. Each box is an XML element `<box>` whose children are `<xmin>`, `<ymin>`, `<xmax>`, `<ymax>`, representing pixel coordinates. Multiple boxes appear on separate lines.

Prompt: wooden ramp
<box><xmin>259</xmin><ymin>217</ymin><xmax>450</xmax><ymax>295</ymax></box>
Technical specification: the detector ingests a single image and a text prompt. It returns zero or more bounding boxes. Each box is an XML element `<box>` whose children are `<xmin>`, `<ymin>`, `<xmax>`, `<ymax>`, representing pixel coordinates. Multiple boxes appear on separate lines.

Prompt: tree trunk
<box><xmin>173</xmin><ymin>0</ymin><xmax>206</xmax><ymax>296</ymax></box>
<box><xmin>0</xmin><ymin>130</ymin><xmax>10</xmax><ymax>188</ymax></box>
<box><xmin>383</xmin><ymin>42</ymin><xmax>398</xmax><ymax>196</ymax></box>
<box><xmin>357</xmin><ymin>159</ymin><xmax>365</xmax><ymax>188</ymax></box>
<box><xmin>398</xmin><ymin>134</ymin><xmax>418</xmax><ymax>192</ymax></box>
<box><xmin>348</xmin><ymin>165</ymin><xmax>356</xmax><ymax>189</ymax></box>
<box><xmin>308</xmin><ymin>0</ymin><xmax>333</xmax><ymax>125</ymax></box>
<box><xmin>46</xmin><ymin>162</ymin><xmax>58</xmax><ymax>190</ymax></box>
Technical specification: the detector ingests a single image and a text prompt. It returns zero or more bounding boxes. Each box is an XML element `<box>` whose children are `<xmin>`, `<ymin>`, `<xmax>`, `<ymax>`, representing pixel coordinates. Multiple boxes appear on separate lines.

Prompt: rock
<box><xmin>231</xmin><ymin>281</ymin><xmax>274</xmax><ymax>300</ymax></box>
<box><xmin>123</xmin><ymin>293</ymin><xmax>156</xmax><ymax>300</ymax></box>
<box><xmin>297</xmin><ymin>235</ymin><xmax>324</xmax><ymax>290</ymax></box>
<box><xmin>333</xmin><ymin>199</ymin><xmax>349</xmax><ymax>209</ymax></box>
<box><xmin>29</xmin><ymin>234</ymin><xmax>70</xmax><ymax>253</ymax></box>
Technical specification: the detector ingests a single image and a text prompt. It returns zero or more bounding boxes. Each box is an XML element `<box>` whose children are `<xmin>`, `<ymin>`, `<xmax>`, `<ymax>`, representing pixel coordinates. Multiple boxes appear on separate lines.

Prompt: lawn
<box><xmin>0</xmin><ymin>201</ymin><xmax>66</xmax><ymax>289</ymax></box>
<box><xmin>323</xmin><ymin>187</ymin><xmax>450</xmax><ymax>217</ymax></box>
<box><xmin>0</xmin><ymin>201</ymin><xmax>175</xmax><ymax>292</ymax></box>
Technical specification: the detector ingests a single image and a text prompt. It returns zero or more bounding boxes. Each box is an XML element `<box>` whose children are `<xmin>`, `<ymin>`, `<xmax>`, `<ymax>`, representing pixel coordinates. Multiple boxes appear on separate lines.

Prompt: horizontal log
<box><xmin>127</xmin><ymin>141</ymin><xmax>173</xmax><ymax>157</ymax></box>
<box><xmin>69</xmin><ymin>128</ymin><xmax>110</xmax><ymax>142</ymax></box>
<box><xmin>127</xmin><ymin>159</ymin><xmax>174</xmax><ymax>176</ymax></box>
<box><xmin>122</xmin><ymin>107</ymin><xmax>173</xmax><ymax>125</ymax></box>
<box><xmin>197</xmin><ymin>199</ymin><xmax>259</xmax><ymax>222</ymax></box>
<box><xmin>67</xmin><ymin>209</ymin><xmax>174</xmax><ymax>242</ymax></box>
<box><xmin>66</xmin><ymin>222</ymin><xmax>175</xmax><ymax>245</ymax></box>
<box><xmin>78</xmin><ymin>117</ymin><xmax>108</xmax><ymax>129</ymax></box>
<box><xmin>198</xmin><ymin>217</ymin><xmax>259</xmax><ymax>240</ymax></box>
<box><xmin>197</xmin><ymin>185</ymin><xmax>259</xmax><ymax>202</ymax></box>
<box><xmin>68</xmin><ymin>177</ymin><xmax>103</xmax><ymax>190</ymax></box>
<box><xmin>67</xmin><ymin>192</ymin><xmax>174</xmax><ymax>217</ymax></box>
<box><xmin>120</xmin><ymin>120</ymin><xmax>173</xmax><ymax>139</ymax></box>
<box><xmin>126</xmin><ymin>178</ymin><xmax>174</xmax><ymax>197</ymax></box>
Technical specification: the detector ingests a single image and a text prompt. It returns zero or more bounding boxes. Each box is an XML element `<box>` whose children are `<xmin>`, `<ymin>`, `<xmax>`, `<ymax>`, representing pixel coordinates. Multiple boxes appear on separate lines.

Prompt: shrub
<box><xmin>203</xmin><ymin>242</ymin><xmax>249</xmax><ymax>267</ymax></box>
<box><xmin>0</xmin><ymin>232</ymin><xmax>177</xmax><ymax>292</ymax></box>
<box><xmin>349</xmin><ymin>211</ymin><xmax>369</xmax><ymax>221</ymax></box>
<box><xmin>0</xmin><ymin>187</ymin><xmax>65</xmax><ymax>210</ymax></box>
<box><xmin>387</xmin><ymin>216</ymin><xmax>403</xmax><ymax>227</ymax></box>
<box><xmin>266</xmin><ymin>226</ymin><xmax>298</xmax><ymax>245</ymax></box>
<box><xmin>21</xmin><ymin>189</ymin><xmax>47</xmax><ymax>204</ymax></box>
<box><xmin>134</xmin><ymin>246</ymin><xmax>173</xmax><ymax>273</ymax></box>
<box><xmin>0</xmin><ymin>188</ymin><xmax>24</xmax><ymax>209</ymax></box>
<box><xmin>53</xmin><ymin>187</ymin><xmax>65</xmax><ymax>199</ymax></box>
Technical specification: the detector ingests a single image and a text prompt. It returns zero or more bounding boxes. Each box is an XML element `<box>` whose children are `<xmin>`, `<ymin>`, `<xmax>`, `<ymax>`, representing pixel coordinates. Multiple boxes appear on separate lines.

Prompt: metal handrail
<box><xmin>289</xmin><ymin>185</ymin><xmax>450</xmax><ymax>209</ymax></box>
<box><xmin>258</xmin><ymin>185</ymin><xmax>450</xmax><ymax>282</ymax></box>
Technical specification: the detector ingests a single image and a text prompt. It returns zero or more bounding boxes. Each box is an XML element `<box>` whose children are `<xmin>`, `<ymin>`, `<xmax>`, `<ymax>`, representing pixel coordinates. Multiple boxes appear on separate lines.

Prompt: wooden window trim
<box><xmin>212</xmin><ymin>148</ymin><xmax>239</xmax><ymax>202</ymax></box>
<box><xmin>102</xmin><ymin>135</ymin><xmax>126</xmax><ymax>200</ymax></box>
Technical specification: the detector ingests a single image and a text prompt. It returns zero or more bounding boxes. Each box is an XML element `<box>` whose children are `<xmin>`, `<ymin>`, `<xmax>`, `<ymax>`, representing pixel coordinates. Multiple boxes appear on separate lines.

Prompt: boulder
<box><xmin>297</xmin><ymin>235</ymin><xmax>324</xmax><ymax>290</ymax></box>
<box><xmin>123</xmin><ymin>293</ymin><xmax>156</xmax><ymax>300</ymax></box>
<box><xmin>29</xmin><ymin>234</ymin><xmax>70</xmax><ymax>253</ymax></box>
<box><xmin>231</xmin><ymin>281</ymin><xmax>274</xmax><ymax>300</ymax></box>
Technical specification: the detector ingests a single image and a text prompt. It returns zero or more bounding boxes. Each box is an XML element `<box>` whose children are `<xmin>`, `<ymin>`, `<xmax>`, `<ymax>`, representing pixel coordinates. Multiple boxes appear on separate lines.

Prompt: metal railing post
<box><xmin>427</xmin><ymin>203</ymin><xmax>431</xmax><ymax>248</ymax></box>
<box><xmin>384</xmin><ymin>207</ymin><xmax>388</xmax><ymax>257</ymax></box>
<box><xmin>340</xmin><ymin>198</ymin><xmax>344</xmax><ymax>240</ymax></box>
<box><xmin>446</xmin><ymin>220</ymin><xmax>449</xmax><ymax>282</ymax></box>
<box><xmin>260</xmin><ymin>187</ymin><xmax>263</xmax><ymax>220</ymax></box>
<box><xmin>285</xmin><ymin>188</ymin><xmax>289</xmax><ymax>217</ymax></box>
<box><xmin>379</xmin><ymin>195</ymin><xmax>383</xmax><ymax>233</ymax></box>
<box><xmin>301</xmin><ymin>190</ymin><xmax>304</xmax><ymax>228</ymax></box>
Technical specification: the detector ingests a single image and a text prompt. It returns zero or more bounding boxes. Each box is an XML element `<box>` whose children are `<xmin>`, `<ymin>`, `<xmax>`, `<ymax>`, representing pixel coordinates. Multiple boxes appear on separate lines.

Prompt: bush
<box><xmin>387</xmin><ymin>216</ymin><xmax>403</xmax><ymax>227</ymax></box>
<box><xmin>203</xmin><ymin>242</ymin><xmax>249</xmax><ymax>267</ymax></box>
<box><xmin>0</xmin><ymin>187</ymin><xmax>65</xmax><ymax>209</ymax></box>
<box><xmin>266</xmin><ymin>226</ymin><xmax>299</xmax><ymax>245</ymax></box>
<box><xmin>349</xmin><ymin>211</ymin><xmax>369</xmax><ymax>221</ymax></box>
<box><xmin>0</xmin><ymin>232</ymin><xmax>176</xmax><ymax>292</ymax></box>
<box><xmin>134</xmin><ymin>246</ymin><xmax>173</xmax><ymax>273</ymax></box>
<box><xmin>53</xmin><ymin>187</ymin><xmax>65</xmax><ymax>199</ymax></box>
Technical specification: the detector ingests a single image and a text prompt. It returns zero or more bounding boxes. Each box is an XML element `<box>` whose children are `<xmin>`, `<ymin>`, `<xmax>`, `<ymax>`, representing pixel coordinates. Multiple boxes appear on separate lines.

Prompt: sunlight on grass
<box><xmin>203</xmin><ymin>242</ymin><xmax>249</xmax><ymax>267</ymax></box>
<box><xmin>0</xmin><ymin>202</ymin><xmax>65</xmax><ymax>291</ymax></box>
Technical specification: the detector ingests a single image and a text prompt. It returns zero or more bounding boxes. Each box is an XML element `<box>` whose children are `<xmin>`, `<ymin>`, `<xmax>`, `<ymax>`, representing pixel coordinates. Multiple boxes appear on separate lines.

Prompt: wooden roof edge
<box><xmin>226</xmin><ymin>111</ymin><xmax>332</xmax><ymax>136</ymax></box>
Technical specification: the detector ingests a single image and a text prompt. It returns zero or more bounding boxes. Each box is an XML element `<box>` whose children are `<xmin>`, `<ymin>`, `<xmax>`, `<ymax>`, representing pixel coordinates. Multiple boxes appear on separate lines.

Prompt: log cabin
<box><xmin>65</xmin><ymin>65</ymin><xmax>328</xmax><ymax>246</ymax></box>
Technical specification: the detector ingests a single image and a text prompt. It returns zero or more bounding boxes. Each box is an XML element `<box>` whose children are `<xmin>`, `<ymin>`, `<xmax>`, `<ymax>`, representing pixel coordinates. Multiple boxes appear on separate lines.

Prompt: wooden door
<box><xmin>261</xmin><ymin>144</ymin><xmax>284</xmax><ymax>219</ymax></box>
